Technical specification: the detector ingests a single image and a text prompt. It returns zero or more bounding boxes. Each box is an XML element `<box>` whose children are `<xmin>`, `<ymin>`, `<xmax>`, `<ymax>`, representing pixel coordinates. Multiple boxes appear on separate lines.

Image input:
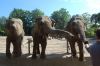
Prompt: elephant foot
<box><xmin>72</xmin><ymin>54</ymin><xmax>77</xmax><ymax>58</ymax></box>
<box><xmin>32</xmin><ymin>54</ymin><xmax>37</xmax><ymax>59</ymax></box>
<box><xmin>40</xmin><ymin>54</ymin><xmax>46</xmax><ymax>59</ymax></box>
<box><xmin>79</xmin><ymin>57</ymin><xmax>84</xmax><ymax>61</ymax></box>
<box><xmin>66</xmin><ymin>51</ymin><xmax>70</xmax><ymax>54</ymax></box>
<box><xmin>13</xmin><ymin>54</ymin><xmax>21</xmax><ymax>58</ymax></box>
<box><xmin>6</xmin><ymin>53</ymin><xmax>11</xmax><ymax>58</ymax></box>
<box><xmin>37</xmin><ymin>51</ymin><xmax>40</xmax><ymax>54</ymax></box>
<box><xmin>73</xmin><ymin>55</ymin><xmax>78</xmax><ymax>58</ymax></box>
<box><xmin>12</xmin><ymin>52</ymin><xmax>21</xmax><ymax>58</ymax></box>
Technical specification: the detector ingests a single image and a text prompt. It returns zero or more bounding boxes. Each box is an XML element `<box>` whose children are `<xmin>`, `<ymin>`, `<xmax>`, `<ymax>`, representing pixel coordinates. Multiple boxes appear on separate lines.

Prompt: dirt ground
<box><xmin>0</xmin><ymin>36</ymin><xmax>92</xmax><ymax>66</ymax></box>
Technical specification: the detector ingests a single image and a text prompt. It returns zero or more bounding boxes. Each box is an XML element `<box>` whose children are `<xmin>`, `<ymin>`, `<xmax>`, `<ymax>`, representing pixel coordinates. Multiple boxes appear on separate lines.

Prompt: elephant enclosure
<box><xmin>0</xmin><ymin>36</ymin><xmax>92</xmax><ymax>66</ymax></box>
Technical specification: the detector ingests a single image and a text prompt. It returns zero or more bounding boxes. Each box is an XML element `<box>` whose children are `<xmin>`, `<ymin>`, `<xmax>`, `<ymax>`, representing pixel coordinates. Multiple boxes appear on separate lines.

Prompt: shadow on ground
<box><xmin>0</xmin><ymin>53</ymin><xmax>92</xmax><ymax>66</ymax></box>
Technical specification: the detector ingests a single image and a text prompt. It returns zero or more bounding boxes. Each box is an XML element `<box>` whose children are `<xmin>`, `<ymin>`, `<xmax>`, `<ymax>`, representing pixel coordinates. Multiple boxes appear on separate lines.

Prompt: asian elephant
<box><xmin>5</xmin><ymin>18</ymin><xmax>24</xmax><ymax>58</ymax></box>
<box><xmin>32</xmin><ymin>16</ymin><xmax>74</xmax><ymax>59</ymax></box>
<box><xmin>65</xmin><ymin>15</ymin><xmax>88</xmax><ymax>61</ymax></box>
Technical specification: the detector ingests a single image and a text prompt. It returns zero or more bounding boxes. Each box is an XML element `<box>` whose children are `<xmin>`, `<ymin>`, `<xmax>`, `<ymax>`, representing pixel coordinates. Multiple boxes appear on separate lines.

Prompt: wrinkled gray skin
<box><xmin>32</xmin><ymin>16</ymin><xmax>73</xmax><ymax>59</ymax></box>
<box><xmin>5</xmin><ymin>18</ymin><xmax>24</xmax><ymax>58</ymax></box>
<box><xmin>65</xmin><ymin>15</ymin><xmax>88</xmax><ymax>61</ymax></box>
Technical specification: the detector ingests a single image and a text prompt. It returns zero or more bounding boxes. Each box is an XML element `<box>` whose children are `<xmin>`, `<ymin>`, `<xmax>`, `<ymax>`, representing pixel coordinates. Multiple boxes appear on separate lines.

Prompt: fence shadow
<box><xmin>0</xmin><ymin>53</ymin><xmax>92</xmax><ymax>66</ymax></box>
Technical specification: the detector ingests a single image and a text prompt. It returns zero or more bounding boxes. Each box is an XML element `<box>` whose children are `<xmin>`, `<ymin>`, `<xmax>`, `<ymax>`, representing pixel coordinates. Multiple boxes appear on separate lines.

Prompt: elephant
<box><xmin>5</xmin><ymin>18</ymin><xmax>24</xmax><ymax>58</ymax></box>
<box><xmin>32</xmin><ymin>16</ymin><xmax>74</xmax><ymax>59</ymax></box>
<box><xmin>65</xmin><ymin>15</ymin><xmax>88</xmax><ymax>61</ymax></box>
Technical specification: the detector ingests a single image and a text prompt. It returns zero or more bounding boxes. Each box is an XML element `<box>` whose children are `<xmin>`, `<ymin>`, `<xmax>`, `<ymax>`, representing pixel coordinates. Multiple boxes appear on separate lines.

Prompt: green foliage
<box><xmin>0</xmin><ymin>16</ymin><xmax>7</xmax><ymax>36</ymax></box>
<box><xmin>82</xmin><ymin>13</ymin><xmax>91</xmax><ymax>24</ymax></box>
<box><xmin>85</xmin><ymin>24</ymin><xmax>97</xmax><ymax>37</ymax></box>
<box><xmin>91</xmin><ymin>14</ymin><xmax>98</xmax><ymax>25</ymax></box>
<box><xmin>9</xmin><ymin>8</ymin><xmax>25</xmax><ymax>18</ymax></box>
<box><xmin>82</xmin><ymin>13</ymin><xmax>91</xmax><ymax>30</ymax></box>
<box><xmin>51</xmin><ymin>8</ymin><xmax>71</xmax><ymax>29</ymax></box>
<box><xmin>31</xmin><ymin>9</ymin><xmax>44</xmax><ymax>23</ymax></box>
<box><xmin>91</xmin><ymin>13</ymin><xmax>100</xmax><ymax>25</ymax></box>
<box><xmin>0</xmin><ymin>29</ymin><xmax>6</xmax><ymax>36</ymax></box>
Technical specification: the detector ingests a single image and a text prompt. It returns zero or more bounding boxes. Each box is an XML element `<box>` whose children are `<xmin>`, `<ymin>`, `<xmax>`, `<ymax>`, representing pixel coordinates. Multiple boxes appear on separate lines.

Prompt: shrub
<box><xmin>85</xmin><ymin>26</ymin><xmax>96</xmax><ymax>38</ymax></box>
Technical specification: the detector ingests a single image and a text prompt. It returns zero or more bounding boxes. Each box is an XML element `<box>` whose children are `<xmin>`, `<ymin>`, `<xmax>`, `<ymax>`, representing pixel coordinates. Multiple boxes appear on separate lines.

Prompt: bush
<box><xmin>85</xmin><ymin>27</ymin><xmax>96</xmax><ymax>38</ymax></box>
<box><xmin>0</xmin><ymin>29</ymin><xmax>6</xmax><ymax>36</ymax></box>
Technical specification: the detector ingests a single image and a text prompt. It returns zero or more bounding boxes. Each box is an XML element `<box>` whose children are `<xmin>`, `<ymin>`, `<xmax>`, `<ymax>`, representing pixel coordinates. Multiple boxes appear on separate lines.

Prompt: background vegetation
<box><xmin>0</xmin><ymin>8</ymin><xmax>100</xmax><ymax>37</ymax></box>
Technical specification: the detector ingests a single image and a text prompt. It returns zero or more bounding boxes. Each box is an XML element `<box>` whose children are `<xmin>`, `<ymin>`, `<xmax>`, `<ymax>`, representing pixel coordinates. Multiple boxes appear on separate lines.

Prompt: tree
<box><xmin>82</xmin><ymin>13</ymin><xmax>91</xmax><ymax>29</ymax></box>
<box><xmin>90</xmin><ymin>13</ymin><xmax>100</xmax><ymax>28</ymax></box>
<box><xmin>91</xmin><ymin>14</ymin><xmax>98</xmax><ymax>25</ymax></box>
<box><xmin>97</xmin><ymin>13</ymin><xmax>100</xmax><ymax>24</ymax></box>
<box><xmin>9</xmin><ymin>8</ymin><xmax>25</xmax><ymax>19</ymax></box>
<box><xmin>0</xmin><ymin>16</ymin><xmax>7</xmax><ymax>36</ymax></box>
<box><xmin>23</xmin><ymin>10</ymin><xmax>32</xmax><ymax>35</ymax></box>
<box><xmin>91</xmin><ymin>13</ymin><xmax>100</xmax><ymax>24</ymax></box>
<box><xmin>51</xmin><ymin>8</ymin><xmax>71</xmax><ymax>29</ymax></box>
<box><xmin>31</xmin><ymin>9</ymin><xmax>44</xmax><ymax>24</ymax></box>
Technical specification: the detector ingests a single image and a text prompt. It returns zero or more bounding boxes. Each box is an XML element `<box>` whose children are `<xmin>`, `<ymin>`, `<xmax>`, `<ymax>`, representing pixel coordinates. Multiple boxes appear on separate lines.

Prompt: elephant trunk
<box><xmin>49</xmin><ymin>28</ymin><xmax>74</xmax><ymax>40</ymax></box>
<box><xmin>78</xmin><ymin>29</ymin><xmax>87</xmax><ymax>43</ymax></box>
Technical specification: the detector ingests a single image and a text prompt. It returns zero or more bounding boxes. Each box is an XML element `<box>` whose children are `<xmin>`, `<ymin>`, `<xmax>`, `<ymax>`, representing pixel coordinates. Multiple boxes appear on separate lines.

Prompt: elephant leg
<box><xmin>6</xmin><ymin>37</ymin><xmax>11</xmax><ymax>58</ymax></box>
<box><xmin>32</xmin><ymin>41</ymin><xmax>39</xmax><ymax>59</ymax></box>
<box><xmin>17</xmin><ymin>37</ymin><xmax>23</xmax><ymax>57</ymax></box>
<box><xmin>36</xmin><ymin>44</ymin><xmax>40</xmax><ymax>54</ymax></box>
<box><xmin>69</xmin><ymin>42</ymin><xmax>77</xmax><ymax>57</ymax></box>
<box><xmin>77</xmin><ymin>41</ymin><xmax>84</xmax><ymax>61</ymax></box>
<box><xmin>16</xmin><ymin>41</ymin><xmax>22</xmax><ymax>57</ymax></box>
<box><xmin>12</xmin><ymin>41</ymin><xmax>20</xmax><ymax>57</ymax></box>
<box><xmin>40</xmin><ymin>39</ymin><xmax>47</xmax><ymax>59</ymax></box>
<box><xmin>18</xmin><ymin>42</ymin><xmax>22</xmax><ymax>57</ymax></box>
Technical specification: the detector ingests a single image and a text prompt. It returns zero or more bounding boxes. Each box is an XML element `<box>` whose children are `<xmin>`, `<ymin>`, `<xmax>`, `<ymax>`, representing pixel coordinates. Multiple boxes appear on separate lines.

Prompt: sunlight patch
<box><xmin>86</xmin><ymin>0</ymin><xmax>100</xmax><ymax>14</ymax></box>
<box><xmin>59</xmin><ymin>0</ymin><xmax>84</xmax><ymax>3</ymax></box>
<box><xmin>26</xmin><ymin>55</ymin><xmax>32</xmax><ymax>58</ymax></box>
<box><xmin>86</xmin><ymin>0</ymin><xmax>100</xmax><ymax>9</ymax></box>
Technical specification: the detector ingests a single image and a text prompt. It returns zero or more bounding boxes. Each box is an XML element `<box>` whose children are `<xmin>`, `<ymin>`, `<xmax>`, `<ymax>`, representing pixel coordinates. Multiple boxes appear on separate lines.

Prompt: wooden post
<box><xmin>27</xmin><ymin>38</ymin><xmax>33</xmax><ymax>54</ymax></box>
<box><xmin>66</xmin><ymin>40</ymin><xmax>70</xmax><ymax>54</ymax></box>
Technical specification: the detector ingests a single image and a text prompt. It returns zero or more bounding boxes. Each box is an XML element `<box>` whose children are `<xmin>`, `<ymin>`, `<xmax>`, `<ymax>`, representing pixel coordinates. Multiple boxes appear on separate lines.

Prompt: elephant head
<box><xmin>65</xmin><ymin>15</ymin><xmax>87</xmax><ymax>42</ymax></box>
<box><xmin>5</xmin><ymin>18</ymin><xmax>24</xmax><ymax>37</ymax></box>
<box><xmin>34</xmin><ymin>16</ymin><xmax>53</xmax><ymax>35</ymax></box>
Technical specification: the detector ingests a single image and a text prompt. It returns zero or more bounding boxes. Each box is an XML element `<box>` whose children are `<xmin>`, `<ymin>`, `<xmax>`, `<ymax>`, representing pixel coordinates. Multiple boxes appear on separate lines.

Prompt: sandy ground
<box><xmin>0</xmin><ymin>36</ymin><xmax>92</xmax><ymax>66</ymax></box>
